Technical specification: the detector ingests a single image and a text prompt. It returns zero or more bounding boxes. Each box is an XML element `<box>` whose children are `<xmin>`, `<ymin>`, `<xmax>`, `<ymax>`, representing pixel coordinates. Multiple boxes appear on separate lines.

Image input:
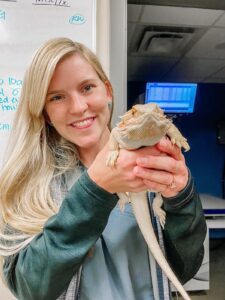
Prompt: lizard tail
<box><xmin>130</xmin><ymin>192</ymin><xmax>191</xmax><ymax>300</ymax></box>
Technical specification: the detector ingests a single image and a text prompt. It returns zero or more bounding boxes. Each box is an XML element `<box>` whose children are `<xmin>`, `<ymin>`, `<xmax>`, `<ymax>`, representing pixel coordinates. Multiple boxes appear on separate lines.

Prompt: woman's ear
<box><xmin>104</xmin><ymin>80</ymin><xmax>113</xmax><ymax>99</ymax></box>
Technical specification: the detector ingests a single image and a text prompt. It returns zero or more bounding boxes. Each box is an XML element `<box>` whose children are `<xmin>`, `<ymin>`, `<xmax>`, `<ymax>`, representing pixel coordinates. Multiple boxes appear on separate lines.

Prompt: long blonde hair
<box><xmin>0</xmin><ymin>38</ymin><xmax>113</xmax><ymax>258</ymax></box>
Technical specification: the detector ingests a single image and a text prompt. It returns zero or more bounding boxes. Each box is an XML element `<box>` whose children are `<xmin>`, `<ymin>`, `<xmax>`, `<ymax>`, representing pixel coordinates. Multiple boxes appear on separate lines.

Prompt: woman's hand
<box><xmin>87</xmin><ymin>144</ymin><xmax>162</xmax><ymax>194</ymax></box>
<box><xmin>133</xmin><ymin>137</ymin><xmax>189</xmax><ymax>198</ymax></box>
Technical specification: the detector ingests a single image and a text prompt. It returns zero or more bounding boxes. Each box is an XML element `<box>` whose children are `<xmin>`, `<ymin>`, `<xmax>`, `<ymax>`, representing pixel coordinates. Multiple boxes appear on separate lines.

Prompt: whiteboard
<box><xmin>0</xmin><ymin>0</ymin><xmax>96</xmax><ymax>168</ymax></box>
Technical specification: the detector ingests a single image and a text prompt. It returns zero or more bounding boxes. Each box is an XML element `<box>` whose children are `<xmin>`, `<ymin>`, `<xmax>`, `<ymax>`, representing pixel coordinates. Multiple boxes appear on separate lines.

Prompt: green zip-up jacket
<box><xmin>3</xmin><ymin>171</ymin><xmax>207</xmax><ymax>300</ymax></box>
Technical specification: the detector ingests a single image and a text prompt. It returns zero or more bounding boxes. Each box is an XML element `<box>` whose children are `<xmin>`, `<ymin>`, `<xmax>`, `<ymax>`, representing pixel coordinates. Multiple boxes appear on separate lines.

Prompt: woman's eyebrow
<box><xmin>46</xmin><ymin>90</ymin><xmax>64</xmax><ymax>96</ymax></box>
<box><xmin>80</xmin><ymin>78</ymin><xmax>98</xmax><ymax>85</ymax></box>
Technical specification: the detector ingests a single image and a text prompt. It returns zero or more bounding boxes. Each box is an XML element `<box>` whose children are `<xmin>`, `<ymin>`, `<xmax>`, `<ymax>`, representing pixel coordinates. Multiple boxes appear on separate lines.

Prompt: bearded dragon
<box><xmin>107</xmin><ymin>103</ymin><xmax>191</xmax><ymax>300</ymax></box>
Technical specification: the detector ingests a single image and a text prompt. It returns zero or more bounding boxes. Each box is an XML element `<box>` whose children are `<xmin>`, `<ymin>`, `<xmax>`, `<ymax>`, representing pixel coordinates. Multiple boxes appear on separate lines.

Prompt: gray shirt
<box><xmin>79</xmin><ymin>203</ymin><xmax>154</xmax><ymax>300</ymax></box>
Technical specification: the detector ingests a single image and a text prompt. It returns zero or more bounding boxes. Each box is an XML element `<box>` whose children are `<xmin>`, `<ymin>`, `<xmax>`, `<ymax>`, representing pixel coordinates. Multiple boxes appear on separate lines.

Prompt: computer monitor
<box><xmin>145</xmin><ymin>82</ymin><xmax>197</xmax><ymax>113</ymax></box>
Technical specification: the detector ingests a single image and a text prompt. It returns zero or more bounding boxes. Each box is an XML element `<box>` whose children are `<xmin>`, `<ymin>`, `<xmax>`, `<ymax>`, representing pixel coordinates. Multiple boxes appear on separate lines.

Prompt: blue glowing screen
<box><xmin>145</xmin><ymin>82</ymin><xmax>197</xmax><ymax>113</ymax></box>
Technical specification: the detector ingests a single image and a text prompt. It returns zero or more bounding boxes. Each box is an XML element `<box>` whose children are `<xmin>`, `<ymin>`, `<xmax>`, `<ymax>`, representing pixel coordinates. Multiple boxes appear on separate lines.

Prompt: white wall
<box><xmin>109</xmin><ymin>0</ymin><xmax>127</xmax><ymax>126</ymax></box>
<box><xmin>0</xmin><ymin>1</ymin><xmax>117</xmax><ymax>299</ymax></box>
<box><xmin>96</xmin><ymin>0</ymin><xmax>111</xmax><ymax>77</ymax></box>
<box><xmin>97</xmin><ymin>0</ymin><xmax>127</xmax><ymax>127</ymax></box>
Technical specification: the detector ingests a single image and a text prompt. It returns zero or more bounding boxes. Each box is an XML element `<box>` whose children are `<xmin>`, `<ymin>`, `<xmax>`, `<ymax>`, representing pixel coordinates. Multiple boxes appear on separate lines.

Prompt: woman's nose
<box><xmin>68</xmin><ymin>94</ymin><xmax>88</xmax><ymax>114</ymax></box>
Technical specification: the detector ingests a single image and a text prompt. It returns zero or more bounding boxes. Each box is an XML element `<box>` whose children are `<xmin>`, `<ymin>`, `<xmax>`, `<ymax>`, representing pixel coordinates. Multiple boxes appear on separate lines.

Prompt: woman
<box><xmin>0</xmin><ymin>37</ymin><xmax>206</xmax><ymax>300</ymax></box>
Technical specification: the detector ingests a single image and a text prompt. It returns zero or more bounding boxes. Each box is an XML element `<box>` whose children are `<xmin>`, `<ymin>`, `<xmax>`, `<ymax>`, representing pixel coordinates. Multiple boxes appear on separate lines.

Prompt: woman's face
<box><xmin>45</xmin><ymin>53</ymin><xmax>112</xmax><ymax>156</ymax></box>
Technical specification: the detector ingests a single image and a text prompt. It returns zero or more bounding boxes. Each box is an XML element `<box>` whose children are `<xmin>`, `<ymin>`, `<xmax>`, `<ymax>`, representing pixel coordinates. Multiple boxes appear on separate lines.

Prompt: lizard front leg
<box><xmin>106</xmin><ymin>129</ymin><xmax>120</xmax><ymax>166</ymax></box>
<box><xmin>166</xmin><ymin>123</ymin><xmax>190</xmax><ymax>151</ymax></box>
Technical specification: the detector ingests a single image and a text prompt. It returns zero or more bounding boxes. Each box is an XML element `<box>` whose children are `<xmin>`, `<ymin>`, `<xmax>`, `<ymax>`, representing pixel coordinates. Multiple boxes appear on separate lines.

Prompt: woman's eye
<box><xmin>83</xmin><ymin>84</ymin><xmax>94</xmax><ymax>93</ymax></box>
<box><xmin>50</xmin><ymin>95</ymin><xmax>63</xmax><ymax>102</ymax></box>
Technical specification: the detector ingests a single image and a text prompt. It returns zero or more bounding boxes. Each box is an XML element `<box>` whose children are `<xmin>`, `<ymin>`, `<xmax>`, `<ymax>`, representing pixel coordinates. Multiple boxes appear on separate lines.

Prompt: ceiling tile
<box><xmin>140</xmin><ymin>5</ymin><xmax>224</xmax><ymax>26</ymax></box>
<box><xmin>127</xmin><ymin>56</ymin><xmax>178</xmax><ymax>81</ymax></box>
<box><xmin>203</xmin><ymin>77</ymin><xmax>225</xmax><ymax>83</ymax></box>
<box><xmin>186</xmin><ymin>28</ymin><xmax>225</xmax><ymax>59</ymax></box>
<box><xmin>214</xmin><ymin>12</ymin><xmax>225</xmax><ymax>27</ymax></box>
<box><xmin>127</xmin><ymin>23</ymin><xmax>137</xmax><ymax>49</ymax></box>
<box><xmin>167</xmin><ymin>58</ymin><xmax>225</xmax><ymax>81</ymax></box>
<box><xmin>128</xmin><ymin>4</ymin><xmax>143</xmax><ymax>22</ymax></box>
<box><xmin>210</xmin><ymin>65</ymin><xmax>225</xmax><ymax>78</ymax></box>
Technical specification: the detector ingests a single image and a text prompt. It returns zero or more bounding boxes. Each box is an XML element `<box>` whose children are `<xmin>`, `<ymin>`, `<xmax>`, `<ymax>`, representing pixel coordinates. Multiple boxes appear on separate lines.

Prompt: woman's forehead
<box><xmin>55</xmin><ymin>53</ymin><xmax>96</xmax><ymax>76</ymax></box>
<box><xmin>48</xmin><ymin>54</ymin><xmax>101</xmax><ymax>91</ymax></box>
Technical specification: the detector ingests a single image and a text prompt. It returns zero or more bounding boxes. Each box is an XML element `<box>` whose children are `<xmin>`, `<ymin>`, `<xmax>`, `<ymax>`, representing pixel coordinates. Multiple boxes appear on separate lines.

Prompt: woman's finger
<box><xmin>136</xmin><ymin>155</ymin><xmax>184</xmax><ymax>175</ymax></box>
<box><xmin>133</xmin><ymin>166</ymin><xmax>173</xmax><ymax>185</ymax></box>
<box><xmin>156</xmin><ymin>137</ymin><xmax>185</xmax><ymax>161</ymax></box>
<box><xmin>134</xmin><ymin>155</ymin><xmax>189</xmax><ymax>196</ymax></box>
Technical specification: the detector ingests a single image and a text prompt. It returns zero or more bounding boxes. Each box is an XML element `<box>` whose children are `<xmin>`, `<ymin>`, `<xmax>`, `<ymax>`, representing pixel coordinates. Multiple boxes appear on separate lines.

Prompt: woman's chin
<box><xmin>75</xmin><ymin>138</ymin><xmax>100</xmax><ymax>151</ymax></box>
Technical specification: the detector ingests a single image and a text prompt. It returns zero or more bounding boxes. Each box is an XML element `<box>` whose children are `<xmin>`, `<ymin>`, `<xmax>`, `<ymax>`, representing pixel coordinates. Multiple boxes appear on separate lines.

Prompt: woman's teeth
<box><xmin>73</xmin><ymin>118</ymin><xmax>94</xmax><ymax>128</ymax></box>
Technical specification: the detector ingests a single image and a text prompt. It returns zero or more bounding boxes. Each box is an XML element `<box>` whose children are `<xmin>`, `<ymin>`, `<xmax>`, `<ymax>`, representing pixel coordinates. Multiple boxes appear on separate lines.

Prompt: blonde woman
<box><xmin>0</xmin><ymin>38</ymin><xmax>206</xmax><ymax>300</ymax></box>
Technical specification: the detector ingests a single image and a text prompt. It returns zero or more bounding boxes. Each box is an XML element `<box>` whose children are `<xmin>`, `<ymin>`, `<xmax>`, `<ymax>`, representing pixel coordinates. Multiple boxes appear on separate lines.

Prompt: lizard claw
<box><xmin>152</xmin><ymin>193</ymin><xmax>166</xmax><ymax>229</ymax></box>
<box><xmin>157</xmin><ymin>209</ymin><xmax>166</xmax><ymax>229</ymax></box>
<box><xmin>153</xmin><ymin>207</ymin><xmax>166</xmax><ymax>229</ymax></box>
<box><xmin>175</xmin><ymin>140</ymin><xmax>182</xmax><ymax>148</ymax></box>
<box><xmin>118</xmin><ymin>192</ymin><xmax>131</xmax><ymax>211</ymax></box>
<box><xmin>181</xmin><ymin>139</ymin><xmax>190</xmax><ymax>151</ymax></box>
<box><xmin>106</xmin><ymin>150</ymin><xmax>119</xmax><ymax>166</ymax></box>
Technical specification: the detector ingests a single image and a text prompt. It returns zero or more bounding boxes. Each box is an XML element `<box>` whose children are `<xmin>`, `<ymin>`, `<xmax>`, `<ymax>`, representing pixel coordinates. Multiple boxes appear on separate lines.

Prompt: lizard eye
<box><xmin>132</xmin><ymin>108</ymin><xmax>137</xmax><ymax>115</ymax></box>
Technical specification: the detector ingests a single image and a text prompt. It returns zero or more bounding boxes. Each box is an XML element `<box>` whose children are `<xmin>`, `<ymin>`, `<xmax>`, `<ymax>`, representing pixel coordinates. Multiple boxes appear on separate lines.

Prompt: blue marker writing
<box><xmin>69</xmin><ymin>14</ymin><xmax>85</xmax><ymax>25</ymax></box>
<box><xmin>0</xmin><ymin>10</ymin><xmax>6</xmax><ymax>21</ymax></box>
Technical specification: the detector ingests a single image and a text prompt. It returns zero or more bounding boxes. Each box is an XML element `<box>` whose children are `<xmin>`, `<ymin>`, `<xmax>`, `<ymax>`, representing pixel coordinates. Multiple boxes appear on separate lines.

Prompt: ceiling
<box><xmin>127</xmin><ymin>3</ymin><xmax>225</xmax><ymax>83</ymax></box>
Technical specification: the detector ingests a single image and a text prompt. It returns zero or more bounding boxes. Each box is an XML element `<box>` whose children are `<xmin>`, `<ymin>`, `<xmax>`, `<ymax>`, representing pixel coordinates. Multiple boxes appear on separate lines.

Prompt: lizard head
<box><xmin>118</xmin><ymin>103</ymin><xmax>166</xmax><ymax>127</ymax></box>
<box><xmin>132</xmin><ymin>103</ymin><xmax>164</xmax><ymax>115</ymax></box>
<box><xmin>117</xmin><ymin>103</ymin><xmax>170</xmax><ymax>144</ymax></box>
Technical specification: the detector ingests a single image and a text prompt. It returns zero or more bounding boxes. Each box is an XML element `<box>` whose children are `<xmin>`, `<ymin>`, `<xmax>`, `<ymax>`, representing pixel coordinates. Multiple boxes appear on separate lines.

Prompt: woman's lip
<box><xmin>70</xmin><ymin>117</ymin><xmax>95</xmax><ymax>129</ymax></box>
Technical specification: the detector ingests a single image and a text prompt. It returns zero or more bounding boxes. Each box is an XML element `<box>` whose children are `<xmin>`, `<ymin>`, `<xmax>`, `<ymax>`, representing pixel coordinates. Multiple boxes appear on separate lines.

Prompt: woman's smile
<box><xmin>69</xmin><ymin>116</ymin><xmax>96</xmax><ymax>129</ymax></box>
